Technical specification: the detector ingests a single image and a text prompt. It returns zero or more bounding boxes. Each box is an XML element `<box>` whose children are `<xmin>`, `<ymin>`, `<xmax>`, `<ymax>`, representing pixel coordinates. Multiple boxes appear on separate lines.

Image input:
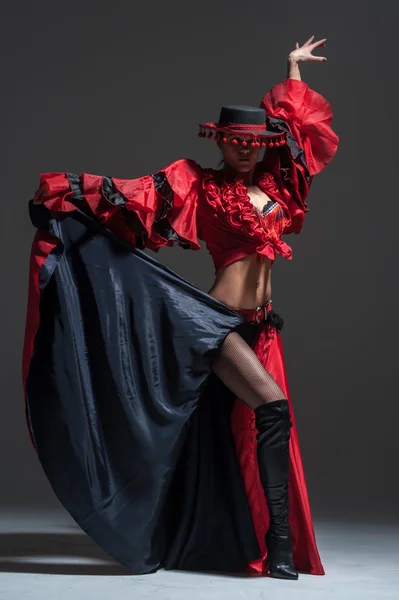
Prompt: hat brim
<box><xmin>199</xmin><ymin>122</ymin><xmax>285</xmax><ymax>138</ymax></box>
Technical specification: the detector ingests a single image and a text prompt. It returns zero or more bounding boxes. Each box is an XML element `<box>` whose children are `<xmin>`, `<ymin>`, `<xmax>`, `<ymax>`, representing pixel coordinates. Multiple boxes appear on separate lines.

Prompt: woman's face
<box><xmin>217</xmin><ymin>134</ymin><xmax>262</xmax><ymax>172</ymax></box>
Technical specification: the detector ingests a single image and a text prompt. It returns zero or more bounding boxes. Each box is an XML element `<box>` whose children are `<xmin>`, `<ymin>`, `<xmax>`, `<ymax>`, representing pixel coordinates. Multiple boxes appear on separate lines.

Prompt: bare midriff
<box><xmin>207</xmin><ymin>184</ymin><xmax>273</xmax><ymax>310</ymax></box>
<box><xmin>207</xmin><ymin>253</ymin><xmax>272</xmax><ymax>310</ymax></box>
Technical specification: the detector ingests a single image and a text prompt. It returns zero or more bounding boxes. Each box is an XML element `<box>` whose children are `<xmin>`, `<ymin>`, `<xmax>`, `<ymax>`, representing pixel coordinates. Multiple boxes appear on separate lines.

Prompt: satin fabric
<box><xmin>232</xmin><ymin>303</ymin><xmax>324</xmax><ymax>575</ymax></box>
<box><xmin>22</xmin><ymin>76</ymin><xmax>338</xmax><ymax>577</ymax></box>
<box><xmin>23</xmin><ymin>203</ymin><xmax>324</xmax><ymax>575</ymax></box>
<box><xmin>31</xmin><ymin>79</ymin><xmax>338</xmax><ymax>279</ymax></box>
<box><xmin>260</xmin><ymin>78</ymin><xmax>339</xmax><ymax>177</ymax></box>
<box><xmin>24</xmin><ymin>204</ymin><xmax>261</xmax><ymax>573</ymax></box>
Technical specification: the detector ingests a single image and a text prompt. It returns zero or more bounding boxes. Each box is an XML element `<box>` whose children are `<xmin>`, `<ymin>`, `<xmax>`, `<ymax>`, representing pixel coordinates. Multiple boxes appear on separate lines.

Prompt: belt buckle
<box><xmin>255</xmin><ymin>304</ymin><xmax>267</xmax><ymax>324</ymax></box>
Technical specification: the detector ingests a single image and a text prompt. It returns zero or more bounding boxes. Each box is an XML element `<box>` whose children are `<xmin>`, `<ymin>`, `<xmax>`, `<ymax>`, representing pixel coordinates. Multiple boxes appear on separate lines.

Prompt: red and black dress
<box><xmin>22</xmin><ymin>79</ymin><xmax>338</xmax><ymax>575</ymax></box>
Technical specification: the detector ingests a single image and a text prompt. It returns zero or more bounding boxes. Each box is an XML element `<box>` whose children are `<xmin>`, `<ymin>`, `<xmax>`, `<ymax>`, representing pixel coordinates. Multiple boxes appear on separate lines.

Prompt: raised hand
<box><xmin>288</xmin><ymin>36</ymin><xmax>327</xmax><ymax>64</ymax></box>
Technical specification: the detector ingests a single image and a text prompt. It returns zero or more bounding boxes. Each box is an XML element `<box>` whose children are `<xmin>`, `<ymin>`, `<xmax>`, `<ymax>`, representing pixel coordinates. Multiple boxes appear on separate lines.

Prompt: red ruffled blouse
<box><xmin>33</xmin><ymin>79</ymin><xmax>339</xmax><ymax>276</ymax></box>
<box><xmin>25</xmin><ymin>79</ymin><xmax>339</xmax><ymax>577</ymax></box>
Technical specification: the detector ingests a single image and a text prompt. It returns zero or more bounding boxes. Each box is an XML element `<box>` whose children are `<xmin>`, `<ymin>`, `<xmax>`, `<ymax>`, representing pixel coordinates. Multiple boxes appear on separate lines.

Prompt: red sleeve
<box><xmin>260</xmin><ymin>78</ymin><xmax>339</xmax><ymax>176</ymax></box>
<box><xmin>24</xmin><ymin>159</ymin><xmax>202</xmax><ymax>449</ymax></box>
<box><xmin>260</xmin><ymin>79</ymin><xmax>339</xmax><ymax>235</ymax></box>
<box><xmin>33</xmin><ymin>158</ymin><xmax>203</xmax><ymax>252</ymax></box>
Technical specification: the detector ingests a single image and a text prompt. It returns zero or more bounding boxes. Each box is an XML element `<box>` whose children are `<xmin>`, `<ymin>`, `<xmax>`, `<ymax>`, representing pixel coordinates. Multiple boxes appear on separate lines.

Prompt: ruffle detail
<box><xmin>202</xmin><ymin>169</ymin><xmax>293</xmax><ymax>263</ymax></box>
<box><xmin>33</xmin><ymin>159</ymin><xmax>202</xmax><ymax>253</ymax></box>
<box><xmin>258</xmin><ymin>79</ymin><xmax>339</xmax><ymax>235</ymax></box>
<box><xmin>260</xmin><ymin>78</ymin><xmax>339</xmax><ymax>177</ymax></box>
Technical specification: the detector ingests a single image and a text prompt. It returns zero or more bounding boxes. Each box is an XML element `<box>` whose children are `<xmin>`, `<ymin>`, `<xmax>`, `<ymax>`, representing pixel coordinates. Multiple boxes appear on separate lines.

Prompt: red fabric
<box><xmin>197</xmin><ymin>168</ymin><xmax>293</xmax><ymax>274</ymax></box>
<box><xmin>196</xmin><ymin>80</ymin><xmax>339</xmax><ymax>267</ymax></box>
<box><xmin>33</xmin><ymin>160</ymin><xmax>202</xmax><ymax>253</ymax></box>
<box><xmin>231</xmin><ymin>304</ymin><xmax>325</xmax><ymax>575</ymax></box>
<box><xmin>260</xmin><ymin>78</ymin><xmax>339</xmax><ymax>177</ymax></box>
<box><xmin>258</xmin><ymin>79</ymin><xmax>339</xmax><ymax>236</ymax></box>
<box><xmin>24</xmin><ymin>79</ymin><xmax>336</xmax><ymax>569</ymax></box>
<box><xmin>23</xmin><ymin>161</ymin><xmax>202</xmax><ymax>446</ymax></box>
<box><xmin>22</xmin><ymin>229</ymin><xmax>58</xmax><ymax>448</ymax></box>
<box><xmin>30</xmin><ymin>81</ymin><xmax>338</xmax><ymax>273</ymax></box>
<box><xmin>260</xmin><ymin>148</ymin><xmax>311</xmax><ymax>237</ymax></box>
<box><xmin>23</xmin><ymin>228</ymin><xmax>325</xmax><ymax>574</ymax></box>
<box><xmin>111</xmin><ymin>159</ymin><xmax>202</xmax><ymax>252</ymax></box>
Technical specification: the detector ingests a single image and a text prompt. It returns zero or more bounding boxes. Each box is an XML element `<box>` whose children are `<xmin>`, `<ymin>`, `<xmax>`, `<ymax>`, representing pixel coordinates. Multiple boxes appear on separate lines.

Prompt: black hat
<box><xmin>198</xmin><ymin>104</ymin><xmax>286</xmax><ymax>148</ymax></box>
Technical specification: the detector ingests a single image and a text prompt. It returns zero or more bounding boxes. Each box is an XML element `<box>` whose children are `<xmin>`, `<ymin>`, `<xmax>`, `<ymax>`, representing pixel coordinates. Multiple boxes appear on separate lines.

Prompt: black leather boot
<box><xmin>254</xmin><ymin>399</ymin><xmax>298</xmax><ymax>580</ymax></box>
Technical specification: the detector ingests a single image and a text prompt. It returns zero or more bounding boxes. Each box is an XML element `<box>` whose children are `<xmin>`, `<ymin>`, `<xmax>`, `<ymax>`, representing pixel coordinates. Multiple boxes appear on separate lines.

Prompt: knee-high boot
<box><xmin>254</xmin><ymin>399</ymin><xmax>298</xmax><ymax>580</ymax></box>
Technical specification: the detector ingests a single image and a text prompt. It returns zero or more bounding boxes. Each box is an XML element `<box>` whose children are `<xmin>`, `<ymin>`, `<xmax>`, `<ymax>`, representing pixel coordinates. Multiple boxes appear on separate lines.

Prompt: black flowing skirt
<box><xmin>25</xmin><ymin>203</ymin><xmax>262</xmax><ymax>573</ymax></box>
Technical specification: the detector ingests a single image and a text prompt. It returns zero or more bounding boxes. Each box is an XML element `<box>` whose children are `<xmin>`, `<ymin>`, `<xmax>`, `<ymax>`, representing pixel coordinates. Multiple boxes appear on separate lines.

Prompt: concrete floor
<box><xmin>0</xmin><ymin>509</ymin><xmax>398</xmax><ymax>600</ymax></box>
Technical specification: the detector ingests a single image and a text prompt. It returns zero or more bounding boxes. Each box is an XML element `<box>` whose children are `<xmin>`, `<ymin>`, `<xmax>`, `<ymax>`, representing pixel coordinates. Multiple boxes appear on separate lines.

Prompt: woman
<box><xmin>22</xmin><ymin>36</ymin><xmax>338</xmax><ymax>581</ymax></box>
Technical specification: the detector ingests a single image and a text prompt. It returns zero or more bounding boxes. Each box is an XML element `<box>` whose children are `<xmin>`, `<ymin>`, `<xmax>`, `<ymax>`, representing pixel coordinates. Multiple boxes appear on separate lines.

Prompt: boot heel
<box><xmin>254</xmin><ymin>401</ymin><xmax>298</xmax><ymax>580</ymax></box>
<box><xmin>265</xmin><ymin>529</ymin><xmax>298</xmax><ymax>580</ymax></box>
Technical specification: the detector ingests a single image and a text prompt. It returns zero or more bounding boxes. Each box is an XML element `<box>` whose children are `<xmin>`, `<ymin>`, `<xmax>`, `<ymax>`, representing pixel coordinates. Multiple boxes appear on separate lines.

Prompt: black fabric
<box><xmin>254</xmin><ymin>400</ymin><xmax>293</xmax><ymax>543</ymax></box>
<box><xmin>267</xmin><ymin>118</ymin><xmax>303</xmax><ymax>160</ymax></box>
<box><xmin>267</xmin><ymin>117</ymin><xmax>311</xmax><ymax>183</ymax></box>
<box><xmin>267</xmin><ymin>310</ymin><xmax>284</xmax><ymax>332</ymax></box>
<box><xmin>219</xmin><ymin>105</ymin><xmax>267</xmax><ymax>126</ymax></box>
<box><xmin>26</xmin><ymin>204</ymin><xmax>262</xmax><ymax>573</ymax></box>
<box><xmin>151</xmin><ymin>172</ymin><xmax>192</xmax><ymax>248</ymax></box>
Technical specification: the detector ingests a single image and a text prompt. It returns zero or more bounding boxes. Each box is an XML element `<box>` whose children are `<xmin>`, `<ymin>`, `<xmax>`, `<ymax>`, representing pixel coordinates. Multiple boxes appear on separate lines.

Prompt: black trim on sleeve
<box><xmin>151</xmin><ymin>172</ymin><xmax>192</xmax><ymax>249</ymax></box>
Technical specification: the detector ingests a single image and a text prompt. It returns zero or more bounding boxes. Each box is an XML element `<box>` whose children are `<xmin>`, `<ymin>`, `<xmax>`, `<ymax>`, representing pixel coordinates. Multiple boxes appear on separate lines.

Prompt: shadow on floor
<box><xmin>0</xmin><ymin>532</ymin><xmax>132</xmax><ymax>575</ymax></box>
<box><xmin>0</xmin><ymin>532</ymin><xmax>272</xmax><ymax>579</ymax></box>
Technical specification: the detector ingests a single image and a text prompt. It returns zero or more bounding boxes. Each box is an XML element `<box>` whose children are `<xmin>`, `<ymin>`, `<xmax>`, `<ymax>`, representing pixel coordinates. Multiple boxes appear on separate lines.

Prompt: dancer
<box><xmin>22</xmin><ymin>36</ymin><xmax>338</xmax><ymax>580</ymax></box>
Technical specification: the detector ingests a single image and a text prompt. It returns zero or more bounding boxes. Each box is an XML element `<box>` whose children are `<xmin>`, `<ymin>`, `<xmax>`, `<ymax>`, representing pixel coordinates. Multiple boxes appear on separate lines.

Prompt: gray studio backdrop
<box><xmin>1</xmin><ymin>0</ymin><xmax>398</xmax><ymax>523</ymax></box>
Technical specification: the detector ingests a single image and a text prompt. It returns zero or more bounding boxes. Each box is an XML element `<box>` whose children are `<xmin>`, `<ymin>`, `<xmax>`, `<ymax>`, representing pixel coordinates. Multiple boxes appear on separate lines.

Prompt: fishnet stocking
<box><xmin>212</xmin><ymin>331</ymin><xmax>287</xmax><ymax>410</ymax></box>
